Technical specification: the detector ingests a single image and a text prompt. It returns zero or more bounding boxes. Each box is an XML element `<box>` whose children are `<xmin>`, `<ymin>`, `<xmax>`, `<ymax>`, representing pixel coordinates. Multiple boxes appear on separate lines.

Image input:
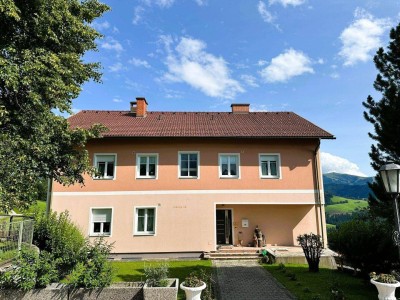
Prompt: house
<box><xmin>51</xmin><ymin>97</ymin><xmax>334</xmax><ymax>257</ymax></box>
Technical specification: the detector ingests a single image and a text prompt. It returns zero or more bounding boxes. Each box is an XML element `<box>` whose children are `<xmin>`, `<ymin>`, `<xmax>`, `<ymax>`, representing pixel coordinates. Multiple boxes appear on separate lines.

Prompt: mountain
<box><xmin>323</xmin><ymin>172</ymin><xmax>374</xmax><ymax>199</ymax></box>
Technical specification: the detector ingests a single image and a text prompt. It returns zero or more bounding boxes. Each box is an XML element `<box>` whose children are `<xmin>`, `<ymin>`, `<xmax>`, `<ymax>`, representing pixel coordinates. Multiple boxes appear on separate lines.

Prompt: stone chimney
<box><xmin>231</xmin><ymin>103</ymin><xmax>250</xmax><ymax>114</ymax></box>
<box><xmin>130</xmin><ymin>97</ymin><xmax>148</xmax><ymax>117</ymax></box>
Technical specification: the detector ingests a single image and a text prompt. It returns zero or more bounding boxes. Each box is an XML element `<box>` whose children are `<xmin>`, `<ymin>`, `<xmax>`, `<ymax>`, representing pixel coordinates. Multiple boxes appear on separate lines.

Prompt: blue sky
<box><xmin>75</xmin><ymin>0</ymin><xmax>400</xmax><ymax>177</ymax></box>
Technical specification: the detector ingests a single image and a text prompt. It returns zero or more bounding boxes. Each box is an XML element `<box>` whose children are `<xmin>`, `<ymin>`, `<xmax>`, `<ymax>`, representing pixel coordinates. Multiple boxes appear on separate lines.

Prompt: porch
<box><xmin>204</xmin><ymin>245</ymin><xmax>338</xmax><ymax>269</ymax></box>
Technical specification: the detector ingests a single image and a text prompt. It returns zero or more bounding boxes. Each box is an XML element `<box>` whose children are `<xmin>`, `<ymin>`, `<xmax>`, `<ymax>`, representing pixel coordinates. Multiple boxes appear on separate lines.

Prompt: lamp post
<box><xmin>379</xmin><ymin>163</ymin><xmax>400</xmax><ymax>257</ymax></box>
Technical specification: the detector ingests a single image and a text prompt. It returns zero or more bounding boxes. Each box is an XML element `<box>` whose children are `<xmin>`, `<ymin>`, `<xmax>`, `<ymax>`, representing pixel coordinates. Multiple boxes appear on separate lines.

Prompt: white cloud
<box><xmin>195</xmin><ymin>0</ymin><xmax>207</xmax><ymax>6</ymax></box>
<box><xmin>258</xmin><ymin>1</ymin><xmax>276</xmax><ymax>24</ymax></box>
<box><xmin>241</xmin><ymin>74</ymin><xmax>259</xmax><ymax>87</ymax></box>
<box><xmin>330</xmin><ymin>72</ymin><xmax>340</xmax><ymax>79</ymax></box>
<box><xmin>140</xmin><ymin>0</ymin><xmax>175</xmax><ymax>8</ymax></box>
<box><xmin>129</xmin><ymin>58</ymin><xmax>151</xmax><ymax>68</ymax></box>
<box><xmin>157</xmin><ymin>0</ymin><xmax>175</xmax><ymax>7</ymax></box>
<box><xmin>269</xmin><ymin>0</ymin><xmax>306</xmax><ymax>7</ymax></box>
<box><xmin>101</xmin><ymin>38</ymin><xmax>124</xmax><ymax>53</ymax></box>
<box><xmin>250</xmin><ymin>104</ymin><xmax>269</xmax><ymax>112</ymax></box>
<box><xmin>133</xmin><ymin>6</ymin><xmax>145</xmax><ymax>25</ymax></box>
<box><xmin>71</xmin><ymin>108</ymin><xmax>81</xmax><ymax>115</ymax></box>
<box><xmin>339</xmin><ymin>8</ymin><xmax>391</xmax><ymax>66</ymax></box>
<box><xmin>92</xmin><ymin>21</ymin><xmax>110</xmax><ymax>31</ymax></box>
<box><xmin>257</xmin><ymin>59</ymin><xmax>268</xmax><ymax>66</ymax></box>
<box><xmin>260</xmin><ymin>48</ymin><xmax>314</xmax><ymax>83</ymax></box>
<box><xmin>112</xmin><ymin>98</ymin><xmax>123</xmax><ymax>103</ymax></box>
<box><xmin>108</xmin><ymin>62</ymin><xmax>125</xmax><ymax>73</ymax></box>
<box><xmin>321</xmin><ymin>152</ymin><xmax>366</xmax><ymax>177</ymax></box>
<box><xmin>162</xmin><ymin>36</ymin><xmax>244</xmax><ymax>99</ymax></box>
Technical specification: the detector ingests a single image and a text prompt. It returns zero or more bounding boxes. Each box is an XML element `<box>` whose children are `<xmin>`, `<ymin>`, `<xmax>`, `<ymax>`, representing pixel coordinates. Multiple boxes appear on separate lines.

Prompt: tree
<box><xmin>363</xmin><ymin>23</ymin><xmax>400</xmax><ymax>220</ymax></box>
<box><xmin>0</xmin><ymin>0</ymin><xmax>109</xmax><ymax>211</ymax></box>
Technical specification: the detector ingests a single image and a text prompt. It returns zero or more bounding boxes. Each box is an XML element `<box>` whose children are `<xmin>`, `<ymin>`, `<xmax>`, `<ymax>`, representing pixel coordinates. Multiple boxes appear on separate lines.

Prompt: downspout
<box><xmin>314</xmin><ymin>140</ymin><xmax>325</xmax><ymax>248</ymax></box>
<box><xmin>46</xmin><ymin>177</ymin><xmax>53</xmax><ymax>216</ymax></box>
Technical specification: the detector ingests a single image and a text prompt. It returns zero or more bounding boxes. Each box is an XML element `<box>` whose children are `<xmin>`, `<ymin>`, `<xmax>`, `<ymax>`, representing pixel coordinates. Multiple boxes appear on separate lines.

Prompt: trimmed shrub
<box><xmin>297</xmin><ymin>233</ymin><xmax>323</xmax><ymax>272</ymax></box>
<box><xmin>328</xmin><ymin>218</ymin><xmax>397</xmax><ymax>274</ymax></box>
<box><xmin>33</xmin><ymin>210</ymin><xmax>86</xmax><ymax>278</ymax></box>
<box><xmin>67</xmin><ymin>238</ymin><xmax>113</xmax><ymax>288</ymax></box>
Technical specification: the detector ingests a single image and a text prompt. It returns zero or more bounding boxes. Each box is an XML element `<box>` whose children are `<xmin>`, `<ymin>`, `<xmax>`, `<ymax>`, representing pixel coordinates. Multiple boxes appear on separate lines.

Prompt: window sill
<box><xmin>219</xmin><ymin>176</ymin><xmax>240</xmax><ymax>179</ymax></box>
<box><xmin>89</xmin><ymin>233</ymin><xmax>111</xmax><ymax>237</ymax></box>
<box><xmin>178</xmin><ymin>176</ymin><xmax>199</xmax><ymax>179</ymax></box>
<box><xmin>136</xmin><ymin>176</ymin><xmax>157</xmax><ymax>179</ymax></box>
<box><xmin>134</xmin><ymin>233</ymin><xmax>156</xmax><ymax>236</ymax></box>
<box><xmin>92</xmin><ymin>177</ymin><xmax>115</xmax><ymax>180</ymax></box>
<box><xmin>260</xmin><ymin>176</ymin><xmax>280</xmax><ymax>179</ymax></box>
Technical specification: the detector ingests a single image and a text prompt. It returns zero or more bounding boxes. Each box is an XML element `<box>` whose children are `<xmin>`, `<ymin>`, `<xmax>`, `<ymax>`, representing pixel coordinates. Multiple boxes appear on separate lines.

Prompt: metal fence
<box><xmin>0</xmin><ymin>216</ymin><xmax>34</xmax><ymax>262</ymax></box>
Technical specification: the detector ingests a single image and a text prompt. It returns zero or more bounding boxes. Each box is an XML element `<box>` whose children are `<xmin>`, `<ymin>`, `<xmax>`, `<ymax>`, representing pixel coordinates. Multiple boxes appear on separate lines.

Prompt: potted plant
<box><xmin>180</xmin><ymin>271</ymin><xmax>206</xmax><ymax>300</ymax></box>
<box><xmin>370</xmin><ymin>272</ymin><xmax>400</xmax><ymax>300</ymax></box>
<box><xmin>143</xmin><ymin>262</ymin><xmax>178</xmax><ymax>300</ymax></box>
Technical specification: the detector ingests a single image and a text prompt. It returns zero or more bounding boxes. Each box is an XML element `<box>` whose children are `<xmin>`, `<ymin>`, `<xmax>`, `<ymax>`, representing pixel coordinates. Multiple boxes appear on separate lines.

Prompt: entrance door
<box><xmin>216</xmin><ymin>209</ymin><xmax>232</xmax><ymax>245</ymax></box>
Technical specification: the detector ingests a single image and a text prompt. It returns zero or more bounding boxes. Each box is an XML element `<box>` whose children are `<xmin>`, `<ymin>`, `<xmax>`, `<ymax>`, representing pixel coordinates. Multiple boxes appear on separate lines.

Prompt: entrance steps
<box><xmin>204</xmin><ymin>246</ymin><xmax>338</xmax><ymax>269</ymax></box>
<box><xmin>203</xmin><ymin>246</ymin><xmax>262</xmax><ymax>260</ymax></box>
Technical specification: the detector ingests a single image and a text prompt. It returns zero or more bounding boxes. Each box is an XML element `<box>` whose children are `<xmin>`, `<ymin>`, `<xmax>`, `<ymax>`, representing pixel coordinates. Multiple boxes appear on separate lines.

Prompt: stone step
<box><xmin>209</xmin><ymin>252</ymin><xmax>260</xmax><ymax>257</ymax></box>
<box><xmin>205</xmin><ymin>255</ymin><xmax>261</xmax><ymax>260</ymax></box>
<box><xmin>215</xmin><ymin>249</ymin><xmax>260</xmax><ymax>254</ymax></box>
<box><xmin>204</xmin><ymin>251</ymin><xmax>261</xmax><ymax>260</ymax></box>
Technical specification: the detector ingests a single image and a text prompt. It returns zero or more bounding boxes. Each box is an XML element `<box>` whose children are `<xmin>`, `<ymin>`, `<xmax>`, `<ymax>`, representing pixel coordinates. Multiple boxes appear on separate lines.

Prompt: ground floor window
<box><xmin>91</xmin><ymin>208</ymin><xmax>112</xmax><ymax>236</ymax></box>
<box><xmin>135</xmin><ymin>207</ymin><xmax>156</xmax><ymax>235</ymax></box>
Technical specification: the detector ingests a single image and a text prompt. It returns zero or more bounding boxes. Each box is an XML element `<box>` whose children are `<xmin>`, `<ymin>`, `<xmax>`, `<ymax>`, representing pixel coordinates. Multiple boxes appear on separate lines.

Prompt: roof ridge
<box><xmin>76</xmin><ymin>110</ymin><xmax>295</xmax><ymax>114</ymax></box>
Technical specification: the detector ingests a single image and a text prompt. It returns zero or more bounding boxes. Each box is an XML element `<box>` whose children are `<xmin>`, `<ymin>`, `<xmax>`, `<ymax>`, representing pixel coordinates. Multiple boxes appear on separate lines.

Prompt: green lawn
<box><xmin>325</xmin><ymin>196</ymin><xmax>368</xmax><ymax>214</ymax></box>
<box><xmin>264</xmin><ymin>264</ymin><xmax>378</xmax><ymax>299</ymax></box>
<box><xmin>326</xmin><ymin>224</ymin><xmax>336</xmax><ymax>230</ymax></box>
<box><xmin>111</xmin><ymin>260</ymin><xmax>212</xmax><ymax>300</ymax></box>
<box><xmin>15</xmin><ymin>200</ymin><xmax>46</xmax><ymax>215</ymax></box>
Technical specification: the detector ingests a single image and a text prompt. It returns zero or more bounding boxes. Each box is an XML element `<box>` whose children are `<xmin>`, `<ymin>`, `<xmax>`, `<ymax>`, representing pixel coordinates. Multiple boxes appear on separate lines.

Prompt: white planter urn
<box><xmin>180</xmin><ymin>281</ymin><xmax>206</xmax><ymax>300</ymax></box>
<box><xmin>371</xmin><ymin>279</ymin><xmax>400</xmax><ymax>300</ymax></box>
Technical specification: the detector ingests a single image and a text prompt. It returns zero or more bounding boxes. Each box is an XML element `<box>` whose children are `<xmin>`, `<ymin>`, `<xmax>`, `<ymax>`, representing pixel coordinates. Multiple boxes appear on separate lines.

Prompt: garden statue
<box><xmin>254</xmin><ymin>225</ymin><xmax>264</xmax><ymax>247</ymax></box>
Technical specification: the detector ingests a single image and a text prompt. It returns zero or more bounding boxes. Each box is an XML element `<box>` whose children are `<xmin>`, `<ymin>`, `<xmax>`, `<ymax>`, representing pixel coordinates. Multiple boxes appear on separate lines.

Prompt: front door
<box><xmin>216</xmin><ymin>209</ymin><xmax>232</xmax><ymax>245</ymax></box>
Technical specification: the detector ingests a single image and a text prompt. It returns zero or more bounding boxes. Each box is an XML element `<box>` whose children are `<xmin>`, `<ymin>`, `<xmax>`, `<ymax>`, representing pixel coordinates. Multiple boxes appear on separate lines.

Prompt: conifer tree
<box><xmin>363</xmin><ymin>23</ymin><xmax>400</xmax><ymax>220</ymax></box>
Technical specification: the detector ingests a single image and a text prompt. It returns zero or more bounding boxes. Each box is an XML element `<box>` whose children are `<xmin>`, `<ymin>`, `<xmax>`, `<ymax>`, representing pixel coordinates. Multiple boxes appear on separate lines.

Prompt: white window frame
<box><xmin>178</xmin><ymin>151</ymin><xmax>200</xmax><ymax>179</ymax></box>
<box><xmin>219</xmin><ymin>153</ymin><xmax>240</xmax><ymax>178</ymax></box>
<box><xmin>136</xmin><ymin>153</ymin><xmax>159</xmax><ymax>179</ymax></box>
<box><xmin>134</xmin><ymin>206</ymin><xmax>157</xmax><ymax>236</ymax></box>
<box><xmin>89</xmin><ymin>207</ymin><xmax>113</xmax><ymax>237</ymax></box>
<box><xmin>259</xmin><ymin>153</ymin><xmax>281</xmax><ymax>179</ymax></box>
<box><xmin>93</xmin><ymin>153</ymin><xmax>117</xmax><ymax>180</ymax></box>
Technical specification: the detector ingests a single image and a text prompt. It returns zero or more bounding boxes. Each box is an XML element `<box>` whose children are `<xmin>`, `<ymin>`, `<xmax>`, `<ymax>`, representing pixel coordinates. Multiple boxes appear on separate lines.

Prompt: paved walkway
<box><xmin>213</xmin><ymin>260</ymin><xmax>295</xmax><ymax>300</ymax></box>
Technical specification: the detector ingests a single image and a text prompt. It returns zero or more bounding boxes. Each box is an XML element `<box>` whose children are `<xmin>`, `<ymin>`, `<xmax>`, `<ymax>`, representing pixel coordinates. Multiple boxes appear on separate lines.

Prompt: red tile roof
<box><xmin>68</xmin><ymin>110</ymin><xmax>334</xmax><ymax>139</ymax></box>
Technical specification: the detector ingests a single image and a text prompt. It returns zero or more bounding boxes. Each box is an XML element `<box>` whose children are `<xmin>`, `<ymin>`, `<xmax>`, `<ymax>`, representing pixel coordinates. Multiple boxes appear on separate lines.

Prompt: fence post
<box><xmin>18</xmin><ymin>220</ymin><xmax>23</xmax><ymax>251</ymax></box>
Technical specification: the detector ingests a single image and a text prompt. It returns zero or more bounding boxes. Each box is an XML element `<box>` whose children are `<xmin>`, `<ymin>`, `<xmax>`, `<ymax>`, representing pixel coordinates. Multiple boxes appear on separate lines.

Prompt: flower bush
<box><xmin>370</xmin><ymin>272</ymin><xmax>397</xmax><ymax>284</ymax></box>
<box><xmin>144</xmin><ymin>261</ymin><xmax>169</xmax><ymax>287</ymax></box>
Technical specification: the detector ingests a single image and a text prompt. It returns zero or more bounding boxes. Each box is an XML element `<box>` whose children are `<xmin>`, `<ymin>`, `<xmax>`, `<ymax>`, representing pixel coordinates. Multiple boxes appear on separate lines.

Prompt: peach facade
<box><xmin>52</xmin><ymin>137</ymin><xmax>327</xmax><ymax>254</ymax></box>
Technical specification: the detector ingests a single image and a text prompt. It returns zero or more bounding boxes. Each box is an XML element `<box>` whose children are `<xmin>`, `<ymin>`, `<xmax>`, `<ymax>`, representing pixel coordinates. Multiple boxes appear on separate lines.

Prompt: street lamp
<box><xmin>379</xmin><ymin>163</ymin><xmax>400</xmax><ymax>255</ymax></box>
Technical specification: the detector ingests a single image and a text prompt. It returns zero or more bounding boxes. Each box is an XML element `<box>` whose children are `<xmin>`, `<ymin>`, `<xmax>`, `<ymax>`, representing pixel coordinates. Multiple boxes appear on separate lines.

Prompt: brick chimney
<box><xmin>130</xmin><ymin>97</ymin><xmax>148</xmax><ymax>117</ymax></box>
<box><xmin>231</xmin><ymin>103</ymin><xmax>250</xmax><ymax>114</ymax></box>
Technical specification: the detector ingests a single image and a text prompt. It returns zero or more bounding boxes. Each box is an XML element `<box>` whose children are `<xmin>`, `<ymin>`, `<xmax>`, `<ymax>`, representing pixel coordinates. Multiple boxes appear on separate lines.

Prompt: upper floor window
<box><xmin>219</xmin><ymin>154</ymin><xmax>240</xmax><ymax>178</ymax></box>
<box><xmin>136</xmin><ymin>154</ymin><xmax>158</xmax><ymax>179</ymax></box>
<box><xmin>91</xmin><ymin>208</ymin><xmax>112</xmax><ymax>236</ymax></box>
<box><xmin>179</xmin><ymin>152</ymin><xmax>199</xmax><ymax>178</ymax></box>
<box><xmin>135</xmin><ymin>207</ymin><xmax>156</xmax><ymax>235</ymax></box>
<box><xmin>259</xmin><ymin>154</ymin><xmax>281</xmax><ymax>178</ymax></box>
<box><xmin>94</xmin><ymin>154</ymin><xmax>116</xmax><ymax>179</ymax></box>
